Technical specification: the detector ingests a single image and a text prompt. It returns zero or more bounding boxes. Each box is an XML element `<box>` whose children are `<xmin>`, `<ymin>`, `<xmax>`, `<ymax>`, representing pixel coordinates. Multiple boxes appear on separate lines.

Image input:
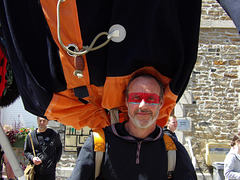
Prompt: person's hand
<box><xmin>33</xmin><ymin>157</ymin><xmax>42</xmax><ymax>165</ymax></box>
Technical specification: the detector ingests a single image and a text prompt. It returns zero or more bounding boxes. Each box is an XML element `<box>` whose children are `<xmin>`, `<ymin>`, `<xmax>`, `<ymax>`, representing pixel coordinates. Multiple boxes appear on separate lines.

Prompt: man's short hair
<box><xmin>125</xmin><ymin>73</ymin><xmax>164</xmax><ymax>100</ymax></box>
<box><xmin>167</xmin><ymin>115</ymin><xmax>177</xmax><ymax>123</ymax></box>
<box><xmin>37</xmin><ymin>116</ymin><xmax>48</xmax><ymax>121</ymax></box>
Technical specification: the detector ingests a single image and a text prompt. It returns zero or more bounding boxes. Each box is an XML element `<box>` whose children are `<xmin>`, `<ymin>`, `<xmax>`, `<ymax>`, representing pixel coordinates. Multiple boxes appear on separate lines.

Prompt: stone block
<box><xmin>56</xmin><ymin>167</ymin><xmax>74</xmax><ymax>179</ymax></box>
<box><xmin>178</xmin><ymin>91</ymin><xmax>193</xmax><ymax>104</ymax></box>
<box><xmin>213</xmin><ymin>60</ymin><xmax>227</xmax><ymax>65</ymax></box>
<box><xmin>174</xmin><ymin>103</ymin><xmax>185</xmax><ymax>117</ymax></box>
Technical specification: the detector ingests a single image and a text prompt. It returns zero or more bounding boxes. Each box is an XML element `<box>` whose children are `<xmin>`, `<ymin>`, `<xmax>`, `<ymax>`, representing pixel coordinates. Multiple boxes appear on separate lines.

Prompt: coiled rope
<box><xmin>57</xmin><ymin>0</ymin><xmax>113</xmax><ymax>56</ymax></box>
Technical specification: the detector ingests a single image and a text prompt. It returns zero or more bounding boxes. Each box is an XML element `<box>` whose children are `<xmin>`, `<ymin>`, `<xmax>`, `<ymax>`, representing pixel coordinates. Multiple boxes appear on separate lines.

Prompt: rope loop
<box><xmin>73</xmin><ymin>70</ymin><xmax>84</xmax><ymax>78</ymax></box>
<box><xmin>57</xmin><ymin>0</ymin><xmax>112</xmax><ymax>57</ymax></box>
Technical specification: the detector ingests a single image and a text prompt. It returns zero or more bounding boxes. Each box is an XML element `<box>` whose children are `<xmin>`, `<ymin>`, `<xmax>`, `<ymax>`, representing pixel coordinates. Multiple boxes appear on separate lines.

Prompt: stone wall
<box><xmin>201</xmin><ymin>0</ymin><xmax>231</xmax><ymax>21</ymax></box>
<box><xmin>176</xmin><ymin>0</ymin><xmax>240</xmax><ymax>175</ymax></box>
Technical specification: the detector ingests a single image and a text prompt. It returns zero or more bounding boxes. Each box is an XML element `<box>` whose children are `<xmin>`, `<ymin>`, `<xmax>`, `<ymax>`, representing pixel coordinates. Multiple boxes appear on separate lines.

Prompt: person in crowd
<box><xmin>163</xmin><ymin>115</ymin><xmax>178</xmax><ymax>141</ymax></box>
<box><xmin>69</xmin><ymin>73</ymin><xmax>197</xmax><ymax>180</ymax></box>
<box><xmin>224</xmin><ymin>134</ymin><xmax>240</xmax><ymax>180</ymax></box>
<box><xmin>24</xmin><ymin>117</ymin><xmax>62</xmax><ymax>180</ymax></box>
<box><xmin>0</xmin><ymin>145</ymin><xmax>15</xmax><ymax>180</ymax></box>
<box><xmin>2</xmin><ymin>154</ymin><xmax>15</xmax><ymax>180</ymax></box>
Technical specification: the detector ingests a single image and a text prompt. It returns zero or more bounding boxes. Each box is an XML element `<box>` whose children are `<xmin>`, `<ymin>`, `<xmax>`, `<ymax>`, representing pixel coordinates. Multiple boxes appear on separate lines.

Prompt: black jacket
<box><xmin>69</xmin><ymin>122</ymin><xmax>197</xmax><ymax>180</ymax></box>
<box><xmin>24</xmin><ymin>128</ymin><xmax>62</xmax><ymax>174</ymax></box>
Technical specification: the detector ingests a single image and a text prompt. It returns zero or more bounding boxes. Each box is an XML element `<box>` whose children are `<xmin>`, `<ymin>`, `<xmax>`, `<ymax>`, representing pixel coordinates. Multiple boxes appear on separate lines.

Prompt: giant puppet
<box><xmin>0</xmin><ymin>0</ymin><xmax>239</xmax><ymax>130</ymax></box>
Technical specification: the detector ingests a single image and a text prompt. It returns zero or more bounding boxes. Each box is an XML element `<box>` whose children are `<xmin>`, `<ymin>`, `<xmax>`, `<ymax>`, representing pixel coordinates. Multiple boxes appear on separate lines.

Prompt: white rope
<box><xmin>57</xmin><ymin>0</ymin><xmax>113</xmax><ymax>56</ymax></box>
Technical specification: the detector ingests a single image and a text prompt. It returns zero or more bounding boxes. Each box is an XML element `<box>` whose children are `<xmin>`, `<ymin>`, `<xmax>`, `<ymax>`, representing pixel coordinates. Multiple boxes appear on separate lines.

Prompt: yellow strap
<box><xmin>93</xmin><ymin>129</ymin><xmax>176</xmax><ymax>152</ymax></box>
<box><xmin>93</xmin><ymin>129</ymin><xmax>105</xmax><ymax>179</ymax></box>
<box><xmin>163</xmin><ymin>134</ymin><xmax>177</xmax><ymax>151</ymax></box>
<box><xmin>163</xmin><ymin>134</ymin><xmax>177</xmax><ymax>179</ymax></box>
<box><xmin>29</xmin><ymin>133</ymin><xmax>36</xmax><ymax>157</ymax></box>
<box><xmin>93</xmin><ymin>129</ymin><xmax>106</xmax><ymax>152</ymax></box>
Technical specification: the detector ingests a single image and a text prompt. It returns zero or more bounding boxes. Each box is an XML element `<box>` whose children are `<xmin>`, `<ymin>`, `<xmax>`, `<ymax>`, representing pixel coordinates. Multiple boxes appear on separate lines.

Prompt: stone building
<box><xmin>175</xmin><ymin>0</ymin><xmax>240</xmax><ymax>179</ymax></box>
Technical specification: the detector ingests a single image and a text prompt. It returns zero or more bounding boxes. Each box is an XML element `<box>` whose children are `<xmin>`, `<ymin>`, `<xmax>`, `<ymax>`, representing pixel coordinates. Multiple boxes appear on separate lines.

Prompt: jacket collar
<box><xmin>110</xmin><ymin>122</ymin><xmax>163</xmax><ymax>142</ymax></box>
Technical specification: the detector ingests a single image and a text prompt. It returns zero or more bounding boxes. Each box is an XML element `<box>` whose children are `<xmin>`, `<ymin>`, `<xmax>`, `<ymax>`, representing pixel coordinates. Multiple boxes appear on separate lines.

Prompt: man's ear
<box><xmin>125</xmin><ymin>96</ymin><xmax>129</xmax><ymax>108</ymax></box>
<box><xmin>158</xmin><ymin>98</ymin><xmax>165</xmax><ymax>109</ymax></box>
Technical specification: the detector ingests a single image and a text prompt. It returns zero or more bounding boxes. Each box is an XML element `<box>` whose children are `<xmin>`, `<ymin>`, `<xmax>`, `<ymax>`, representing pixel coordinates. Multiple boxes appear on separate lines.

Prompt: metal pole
<box><xmin>0</xmin><ymin>125</ymin><xmax>25</xmax><ymax>180</ymax></box>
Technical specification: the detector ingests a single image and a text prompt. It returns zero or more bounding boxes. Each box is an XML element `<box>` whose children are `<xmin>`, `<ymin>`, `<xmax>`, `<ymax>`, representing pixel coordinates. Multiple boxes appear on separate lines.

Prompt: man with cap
<box><xmin>24</xmin><ymin>117</ymin><xmax>62</xmax><ymax>180</ymax></box>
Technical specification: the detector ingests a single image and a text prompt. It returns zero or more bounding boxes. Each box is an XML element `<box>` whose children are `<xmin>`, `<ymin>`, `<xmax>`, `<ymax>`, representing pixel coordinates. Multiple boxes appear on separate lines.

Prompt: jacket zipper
<box><xmin>136</xmin><ymin>141</ymin><xmax>142</xmax><ymax>164</ymax></box>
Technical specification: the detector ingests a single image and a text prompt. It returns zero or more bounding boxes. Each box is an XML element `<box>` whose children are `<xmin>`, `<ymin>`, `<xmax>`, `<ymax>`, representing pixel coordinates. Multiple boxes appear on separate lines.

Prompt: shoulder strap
<box><xmin>93</xmin><ymin>129</ymin><xmax>177</xmax><ymax>179</ymax></box>
<box><xmin>163</xmin><ymin>134</ymin><xmax>177</xmax><ymax>179</ymax></box>
<box><xmin>29</xmin><ymin>133</ymin><xmax>36</xmax><ymax>157</ymax></box>
<box><xmin>93</xmin><ymin>128</ymin><xmax>105</xmax><ymax>179</ymax></box>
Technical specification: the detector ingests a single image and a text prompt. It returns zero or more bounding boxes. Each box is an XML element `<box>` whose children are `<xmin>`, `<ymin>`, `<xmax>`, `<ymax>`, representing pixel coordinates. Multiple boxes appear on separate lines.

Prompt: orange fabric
<box><xmin>40</xmin><ymin>0</ymin><xmax>90</xmax><ymax>89</ymax></box>
<box><xmin>40</xmin><ymin>1</ymin><xmax>178</xmax><ymax>129</ymax></box>
<box><xmin>44</xmin><ymin>89</ymin><xmax>110</xmax><ymax>130</ymax></box>
<box><xmin>163</xmin><ymin>134</ymin><xmax>177</xmax><ymax>151</ymax></box>
<box><xmin>45</xmin><ymin>67</ymin><xmax>177</xmax><ymax>129</ymax></box>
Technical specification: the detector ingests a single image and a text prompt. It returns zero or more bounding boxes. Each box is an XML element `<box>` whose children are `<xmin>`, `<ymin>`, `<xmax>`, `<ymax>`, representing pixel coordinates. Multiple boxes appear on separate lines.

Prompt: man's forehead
<box><xmin>130</xmin><ymin>76</ymin><xmax>159</xmax><ymax>84</ymax></box>
<box><xmin>170</xmin><ymin>118</ymin><xmax>177</xmax><ymax>122</ymax></box>
<box><xmin>128</xmin><ymin>76</ymin><xmax>161</xmax><ymax>93</ymax></box>
<box><xmin>38</xmin><ymin>117</ymin><xmax>47</xmax><ymax>121</ymax></box>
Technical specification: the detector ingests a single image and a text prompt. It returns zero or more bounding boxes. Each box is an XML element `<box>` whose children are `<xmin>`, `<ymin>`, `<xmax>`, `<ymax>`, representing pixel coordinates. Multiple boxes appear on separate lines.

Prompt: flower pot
<box><xmin>12</xmin><ymin>137</ymin><xmax>25</xmax><ymax>148</ymax></box>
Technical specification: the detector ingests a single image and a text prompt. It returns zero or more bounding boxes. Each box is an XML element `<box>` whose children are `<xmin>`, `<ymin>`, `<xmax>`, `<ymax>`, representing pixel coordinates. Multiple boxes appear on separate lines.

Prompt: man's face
<box><xmin>37</xmin><ymin>117</ymin><xmax>48</xmax><ymax>132</ymax></box>
<box><xmin>126</xmin><ymin>76</ymin><xmax>164</xmax><ymax>129</ymax></box>
<box><xmin>168</xmin><ymin>118</ymin><xmax>178</xmax><ymax>132</ymax></box>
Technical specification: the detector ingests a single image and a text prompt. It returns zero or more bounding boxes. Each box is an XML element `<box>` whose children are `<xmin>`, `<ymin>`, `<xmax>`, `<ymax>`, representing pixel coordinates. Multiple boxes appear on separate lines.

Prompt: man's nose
<box><xmin>139</xmin><ymin>99</ymin><xmax>147</xmax><ymax>108</ymax></box>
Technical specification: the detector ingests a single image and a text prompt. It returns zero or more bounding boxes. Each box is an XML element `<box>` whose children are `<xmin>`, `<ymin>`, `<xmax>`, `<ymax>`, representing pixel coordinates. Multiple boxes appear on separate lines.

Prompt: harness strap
<box><xmin>163</xmin><ymin>134</ymin><xmax>177</xmax><ymax>179</ymax></box>
<box><xmin>109</xmin><ymin>108</ymin><xmax>119</xmax><ymax>124</ymax></box>
<box><xmin>93</xmin><ymin>129</ymin><xmax>105</xmax><ymax>179</ymax></box>
<box><xmin>93</xmin><ymin>129</ymin><xmax>177</xmax><ymax>179</ymax></box>
<box><xmin>29</xmin><ymin>133</ymin><xmax>36</xmax><ymax>157</ymax></box>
